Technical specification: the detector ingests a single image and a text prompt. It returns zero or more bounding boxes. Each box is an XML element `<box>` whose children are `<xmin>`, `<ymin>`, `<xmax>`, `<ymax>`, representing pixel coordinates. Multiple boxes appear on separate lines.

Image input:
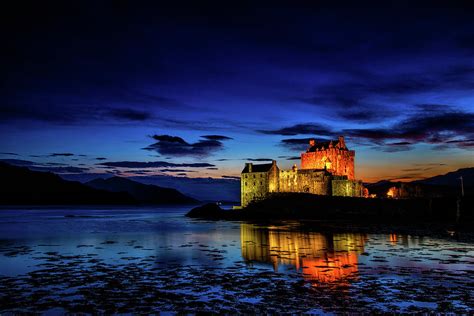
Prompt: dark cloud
<box><xmin>345</xmin><ymin>110</ymin><xmax>474</xmax><ymax>150</ymax></box>
<box><xmin>296</xmin><ymin>65</ymin><xmax>474</xmax><ymax>115</ymax></box>
<box><xmin>243</xmin><ymin>158</ymin><xmax>274</xmax><ymax>162</ymax></box>
<box><xmin>159</xmin><ymin>169</ymin><xmax>196</xmax><ymax>173</ymax></box>
<box><xmin>97</xmin><ymin>161</ymin><xmax>215</xmax><ymax>168</ymax></box>
<box><xmin>0</xmin><ymin>159</ymin><xmax>36</xmax><ymax>166</ymax></box>
<box><xmin>381</xmin><ymin>142</ymin><xmax>413</xmax><ymax>152</ymax></box>
<box><xmin>50</xmin><ymin>153</ymin><xmax>74</xmax><ymax>157</ymax></box>
<box><xmin>336</xmin><ymin>109</ymin><xmax>396</xmax><ymax>123</ymax></box>
<box><xmin>0</xmin><ymin>158</ymin><xmax>88</xmax><ymax>174</ymax></box>
<box><xmin>272</xmin><ymin>108</ymin><xmax>474</xmax><ymax>152</ymax></box>
<box><xmin>413</xmin><ymin>163</ymin><xmax>447</xmax><ymax>166</ymax></box>
<box><xmin>277</xmin><ymin>155</ymin><xmax>300</xmax><ymax>160</ymax></box>
<box><xmin>0</xmin><ymin>152</ymin><xmax>19</xmax><ymax>156</ymax></box>
<box><xmin>0</xmin><ymin>99</ymin><xmax>180</xmax><ymax>125</ymax></box>
<box><xmin>30</xmin><ymin>166</ymin><xmax>89</xmax><ymax>174</ymax></box>
<box><xmin>222</xmin><ymin>176</ymin><xmax>240</xmax><ymax>180</ymax></box>
<box><xmin>280</xmin><ymin>138</ymin><xmax>325</xmax><ymax>151</ymax></box>
<box><xmin>200</xmin><ymin>135</ymin><xmax>233</xmax><ymax>140</ymax></box>
<box><xmin>388</xmin><ymin>142</ymin><xmax>413</xmax><ymax>146</ymax></box>
<box><xmin>259</xmin><ymin>123</ymin><xmax>332</xmax><ymax>136</ymax></box>
<box><xmin>144</xmin><ymin>135</ymin><xmax>231</xmax><ymax>158</ymax></box>
<box><xmin>444</xmin><ymin>139</ymin><xmax>474</xmax><ymax>148</ymax></box>
<box><xmin>96</xmin><ymin>157</ymin><xmax>107</xmax><ymax>160</ymax></box>
<box><xmin>107</xmin><ymin>108</ymin><xmax>151</xmax><ymax>121</ymax></box>
<box><xmin>206</xmin><ymin>167</ymin><xmax>219</xmax><ymax>170</ymax></box>
<box><xmin>401</xmin><ymin>167</ymin><xmax>434</xmax><ymax>172</ymax></box>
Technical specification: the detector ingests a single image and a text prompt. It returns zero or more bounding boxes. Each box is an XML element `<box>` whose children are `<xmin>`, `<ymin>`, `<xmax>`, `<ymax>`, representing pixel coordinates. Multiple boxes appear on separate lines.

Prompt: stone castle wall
<box><xmin>279</xmin><ymin>169</ymin><xmax>331</xmax><ymax>196</ymax></box>
<box><xmin>331</xmin><ymin>179</ymin><xmax>364</xmax><ymax>197</ymax></box>
<box><xmin>241</xmin><ymin>171</ymin><xmax>271</xmax><ymax>207</ymax></box>
<box><xmin>301</xmin><ymin>148</ymin><xmax>355</xmax><ymax>180</ymax></box>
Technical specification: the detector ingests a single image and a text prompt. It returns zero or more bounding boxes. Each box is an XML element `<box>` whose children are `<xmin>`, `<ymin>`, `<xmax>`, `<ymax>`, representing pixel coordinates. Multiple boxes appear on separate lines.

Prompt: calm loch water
<box><xmin>0</xmin><ymin>207</ymin><xmax>472</xmax><ymax>313</ymax></box>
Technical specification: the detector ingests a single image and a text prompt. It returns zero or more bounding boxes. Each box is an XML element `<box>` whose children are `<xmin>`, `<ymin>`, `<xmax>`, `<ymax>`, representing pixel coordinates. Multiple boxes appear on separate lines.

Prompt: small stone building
<box><xmin>241</xmin><ymin>136</ymin><xmax>365</xmax><ymax>207</ymax></box>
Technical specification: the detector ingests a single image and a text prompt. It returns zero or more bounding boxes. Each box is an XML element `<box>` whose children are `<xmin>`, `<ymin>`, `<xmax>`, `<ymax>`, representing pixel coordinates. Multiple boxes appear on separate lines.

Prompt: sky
<box><xmin>1</xmin><ymin>1</ymin><xmax>473</xmax><ymax>183</ymax></box>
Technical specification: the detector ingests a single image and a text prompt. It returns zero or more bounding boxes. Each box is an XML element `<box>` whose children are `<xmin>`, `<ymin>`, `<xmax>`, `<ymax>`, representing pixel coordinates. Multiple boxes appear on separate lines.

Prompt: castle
<box><xmin>240</xmin><ymin>136</ymin><xmax>366</xmax><ymax>207</ymax></box>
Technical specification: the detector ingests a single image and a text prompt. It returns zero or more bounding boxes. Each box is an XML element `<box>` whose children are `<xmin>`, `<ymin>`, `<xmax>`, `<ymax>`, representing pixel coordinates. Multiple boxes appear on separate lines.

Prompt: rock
<box><xmin>186</xmin><ymin>203</ymin><xmax>224</xmax><ymax>219</ymax></box>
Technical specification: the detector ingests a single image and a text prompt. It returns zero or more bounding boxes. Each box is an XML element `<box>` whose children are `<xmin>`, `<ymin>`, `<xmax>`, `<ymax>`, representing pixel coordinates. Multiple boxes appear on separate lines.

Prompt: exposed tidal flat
<box><xmin>0</xmin><ymin>206</ymin><xmax>473</xmax><ymax>313</ymax></box>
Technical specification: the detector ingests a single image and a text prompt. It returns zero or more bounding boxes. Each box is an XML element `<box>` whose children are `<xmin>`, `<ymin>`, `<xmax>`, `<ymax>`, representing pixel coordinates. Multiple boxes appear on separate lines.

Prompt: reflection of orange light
<box><xmin>389</xmin><ymin>234</ymin><xmax>397</xmax><ymax>243</ymax></box>
<box><xmin>241</xmin><ymin>224</ymin><xmax>366</xmax><ymax>286</ymax></box>
<box><xmin>301</xmin><ymin>252</ymin><xmax>359</xmax><ymax>284</ymax></box>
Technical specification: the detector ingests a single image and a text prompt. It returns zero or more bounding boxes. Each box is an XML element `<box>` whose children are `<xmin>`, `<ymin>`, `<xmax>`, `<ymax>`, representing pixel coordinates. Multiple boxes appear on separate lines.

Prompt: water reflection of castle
<box><xmin>241</xmin><ymin>224</ymin><xmax>367</xmax><ymax>284</ymax></box>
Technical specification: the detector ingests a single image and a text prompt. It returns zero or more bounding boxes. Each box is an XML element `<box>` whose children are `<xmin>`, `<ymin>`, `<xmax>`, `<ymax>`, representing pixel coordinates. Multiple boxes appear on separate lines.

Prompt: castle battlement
<box><xmin>240</xmin><ymin>136</ymin><xmax>365</xmax><ymax>207</ymax></box>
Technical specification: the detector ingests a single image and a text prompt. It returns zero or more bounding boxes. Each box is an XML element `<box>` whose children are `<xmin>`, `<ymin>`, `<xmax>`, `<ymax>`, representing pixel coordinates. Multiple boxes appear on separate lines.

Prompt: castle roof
<box><xmin>241</xmin><ymin>162</ymin><xmax>274</xmax><ymax>173</ymax></box>
<box><xmin>307</xmin><ymin>137</ymin><xmax>347</xmax><ymax>152</ymax></box>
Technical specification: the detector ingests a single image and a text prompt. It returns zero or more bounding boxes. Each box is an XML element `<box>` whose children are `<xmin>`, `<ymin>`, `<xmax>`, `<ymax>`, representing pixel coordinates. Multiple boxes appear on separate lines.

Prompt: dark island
<box><xmin>186</xmin><ymin>193</ymin><xmax>474</xmax><ymax>237</ymax></box>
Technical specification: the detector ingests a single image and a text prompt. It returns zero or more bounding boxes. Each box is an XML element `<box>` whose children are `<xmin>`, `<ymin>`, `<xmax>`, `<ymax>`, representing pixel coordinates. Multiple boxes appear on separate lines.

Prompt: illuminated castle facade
<box><xmin>241</xmin><ymin>136</ymin><xmax>365</xmax><ymax>207</ymax></box>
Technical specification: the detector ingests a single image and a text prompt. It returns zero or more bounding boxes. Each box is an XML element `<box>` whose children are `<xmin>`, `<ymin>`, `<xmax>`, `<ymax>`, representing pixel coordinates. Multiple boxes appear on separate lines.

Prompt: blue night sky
<box><xmin>1</xmin><ymin>1</ymin><xmax>473</xmax><ymax>183</ymax></box>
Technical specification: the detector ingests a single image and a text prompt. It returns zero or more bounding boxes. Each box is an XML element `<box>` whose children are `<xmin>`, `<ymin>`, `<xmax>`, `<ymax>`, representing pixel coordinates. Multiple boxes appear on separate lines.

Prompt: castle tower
<box><xmin>300</xmin><ymin>136</ymin><xmax>355</xmax><ymax>180</ymax></box>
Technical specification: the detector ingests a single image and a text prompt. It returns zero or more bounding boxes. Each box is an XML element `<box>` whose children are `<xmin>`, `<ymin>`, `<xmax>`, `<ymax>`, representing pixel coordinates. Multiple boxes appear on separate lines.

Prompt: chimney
<box><xmin>338</xmin><ymin>135</ymin><xmax>345</xmax><ymax>148</ymax></box>
<box><xmin>272</xmin><ymin>160</ymin><xmax>277</xmax><ymax>166</ymax></box>
<box><xmin>246</xmin><ymin>163</ymin><xmax>253</xmax><ymax>173</ymax></box>
<box><xmin>309</xmin><ymin>139</ymin><xmax>315</xmax><ymax>147</ymax></box>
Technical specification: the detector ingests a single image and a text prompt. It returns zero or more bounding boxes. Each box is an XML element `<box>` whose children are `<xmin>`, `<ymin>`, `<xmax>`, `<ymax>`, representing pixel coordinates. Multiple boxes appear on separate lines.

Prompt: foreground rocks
<box><xmin>186</xmin><ymin>203</ymin><xmax>226</xmax><ymax>219</ymax></box>
<box><xmin>1</xmin><ymin>239</ymin><xmax>472</xmax><ymax>313</ymax></box>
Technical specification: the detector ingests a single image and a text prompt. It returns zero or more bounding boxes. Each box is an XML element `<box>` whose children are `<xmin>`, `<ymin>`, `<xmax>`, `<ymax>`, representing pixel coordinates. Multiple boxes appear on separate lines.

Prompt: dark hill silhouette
<box><xmin>86</xmin><ymin>176</ymin><xmax>198</xmax><ymax>204</ymax></box>
<box><xmin>415</xmin><ymin>167</ymin><xmax>474</xmax><ymax>187</ymax></box>
<box><xmin>367</xmin><ymin>167</ymin><xmax>473</xmax><ymax>197</ymax></box>
<box><xmin>0</xmin><ymin>162</ymin><xmax>136</xmax><ymax>205</ymax></box>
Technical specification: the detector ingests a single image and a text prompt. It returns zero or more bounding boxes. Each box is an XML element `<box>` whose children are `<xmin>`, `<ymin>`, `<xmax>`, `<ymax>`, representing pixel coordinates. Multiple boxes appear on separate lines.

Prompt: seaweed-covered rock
<box><xmin>186</xmin><ymin>203</ymin><xmax>224</xmax><ymax>219</ymax></box>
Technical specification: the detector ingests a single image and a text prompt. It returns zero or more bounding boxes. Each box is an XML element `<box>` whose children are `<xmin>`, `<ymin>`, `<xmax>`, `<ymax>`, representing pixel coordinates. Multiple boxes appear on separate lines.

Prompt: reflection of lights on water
<box><xmin>301</xmin><ymin>252</ymin><xmax>359</xmax><ymax>284</ymax></box>
<box><xmin>240</xmin><ymin>224</ymin><xmax>367</xmax><ymax>285</ymax></box>
<box><xmin>389</xmin><ymin>234</ymin><xmax>398</xmax><ymax>243</ymax></box>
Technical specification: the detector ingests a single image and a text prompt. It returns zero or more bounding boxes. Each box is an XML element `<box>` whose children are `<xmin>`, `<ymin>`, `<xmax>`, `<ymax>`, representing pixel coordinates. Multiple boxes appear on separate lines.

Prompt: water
<box><xmin>0</xmin><ymin>206</ymin><xmax>472</xmax><ymax>313</ymax></box>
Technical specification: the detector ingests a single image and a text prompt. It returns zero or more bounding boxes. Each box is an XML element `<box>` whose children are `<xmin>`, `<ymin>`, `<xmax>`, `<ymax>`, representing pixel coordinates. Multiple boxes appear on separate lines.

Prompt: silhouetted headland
<box><xmin>0</xmin><ymin>162</ymin><xmax>197</xmax><ymax>205</ymax></box>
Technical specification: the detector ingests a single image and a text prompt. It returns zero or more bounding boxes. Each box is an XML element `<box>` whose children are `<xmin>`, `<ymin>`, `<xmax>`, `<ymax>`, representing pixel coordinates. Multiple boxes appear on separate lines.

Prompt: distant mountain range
<box><xmin>0</xmin><ymin>162</ymin><xmax>134</xmax><ymax>205</ymax></box>
<box><xmin>366</xmin><ymin>167</ymin><xmax>473</xmax><ymax>197</ymax></box>
<box><xmin>86</xmin><ymin>177</ymin><xmax>198</xmax><ymax>204</ymax></box>
<box><xmin>60</xmin><ymin>173</ymin><xmax>241</xmax><ymax>202</ymax></box>
<box><xmin>413</xmin><ymin>167</ymin><xmax>474</xmax><ymax>187</ymax></box>
<box><xmin>1</xmin><ymin>160</ymin><xmax>471</xmax><ymax>204</ymax></box>
<box><xmin>0</xmin><ymin>162</ymin><xmax>197</xmax><ymax>205</ymax></box>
